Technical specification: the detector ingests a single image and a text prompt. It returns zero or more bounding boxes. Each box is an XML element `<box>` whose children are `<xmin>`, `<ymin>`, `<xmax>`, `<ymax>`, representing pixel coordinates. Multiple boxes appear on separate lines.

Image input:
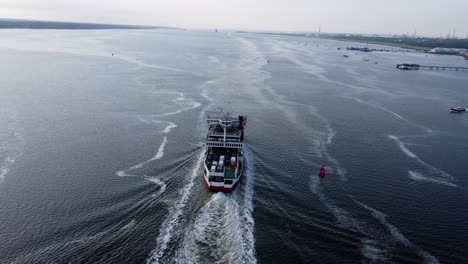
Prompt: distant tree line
<box><xmin>0</xmin><ymin>19</ymin><xmax>170</xmax><ymax>30</ymax></box>
<box><xmin>326</xmin><ymin>35</ymin><xmax>468</xmax><ymax>50</ymax></box>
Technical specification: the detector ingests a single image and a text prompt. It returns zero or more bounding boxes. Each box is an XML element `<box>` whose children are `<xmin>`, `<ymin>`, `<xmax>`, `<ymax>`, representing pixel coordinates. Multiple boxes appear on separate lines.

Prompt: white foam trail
<box><xmin>121</xmin><ymin>137</ymin><xmax>168</xmax><ymax>172</ymax></box>
<box><xmin>136</xmin><ymin>117</ymin><xmax>178</xmax><ymax>134</ymax></box>
<box><xmin>0</xmin><ymin>155</ymin><xmax>20</xmax><ymax>182</ymax></box>
<box><xmin>130</xmin><ymin>163</ymin><xmax>144</xmax><ymax>170</ymax></box>
<box><xmin>361</xmin><ymin>239</ymin><xmax>387</xmax><ymax>262</ymax></box>
<box><xmin>310</xmin><ymin>176</ymin><xmax>359</xmax><ymax>230</ymax></box>
<box><xmin>318</xmin><ymin>113</ymin><xmax>348</xmax><ymax>181</ymax></box>
<box><xmin>200</xmin><ymin>83</ymin><xmax>215</xmax><ymax>102</ymax></box>
<box><xmin>121</xmin><ymin>219</ymin><xmax>136</xmax><ymax>230</ymax></box>
<box><xmin>355</xmin><ymin>200</ymin><xmax>440</xmax><ymax>264</ymax></box>
<box><xmin>150</xmin><ymin>91</ymin><xmax>185</xmax><ymax>97</ymax></box>
<box><xmin>388</xmin><ymin>135</ymin><xmax>454</xmax><ymax>182</ymax></box>
<box><xmin>162</xmin><ymin>122</ymin><xmax>177</xmax><ymax>133</ymax></box>
<box><xmin>151</xmin><ymin>102</ymin><xmax>202</xmax><ymax>118</ymax></box>
<box><xmin>309</xmin><ymin>176</ymin><xmax>394</xmax><ymax>263</ymax></box>
<box><xmin>270</xmin><ymin>40</ymin><xmax>392</xmax><ymax>96</ymax></box>
<box><xmin>142</xmin><ymin>92</ymin><xmax>197</xmax><ymax>117</ymax></box>
<box><xmin>408</xmin><ymin>171</ymin><xmax>457</xmax><ymax>187</ymax></box>
<box><xmin>265</xmin><ymin>37</ymin><xmax>440</xmax><ymax>263</ymax></box>
<box><xmin>239</xmin><ymin>38</ymin><xmax>346</xmax><ymax>182</ymax></box>
<box><xmin>176</xmin><ymin>148</ymin><xmax>256</xmax><ymax>264</ymax></box>
<box><xmin>112</xmin><ymin>53</ymin><xmax>187</xmax><ymax>72</ymax></box>
<box><xmin>349</xmin><ymin>97</ymin><xmax>433</xmax><ymax>134</ymax></box>
<box><xmin>0</xmin><ymin>34</ymin><xmax>187</xmax><ymax>73</ymax></box>
<box><xmin>9</xmin><ymin>227</ymin><xmax>110</xmax><ymax>263</ymax></box>
<box><xmin>0</xmin><ymin>129</ymin><xmax>24</xmax><ymax>182</ymax></box>
<box><xmin>147</xmin><ymin>91</ymin><xmax>201</xmax><ymax>118</ymax></box>
<box><xmin>239</xmin><ymin>38</ymin><xmax>350</xmax><ymax>240</ymax></box>
<box><xmin>237</xmin><ymin>148</ymin><xmax>257</xmax><ymax>263</ymax></box>
<box><xmin>353</xmin><ymin>98</ymin><xmax>405</xmax><ymax>120</ymax></box>
<box><xmin>116</xmin><ymin>169</ymin><xmax>135</xmax><ymax>177</ymax></box>
<box><xmin>324</xmin><ymin>153</ymin><xmax>347</xmax><ymax>181</ymax></box>
<box><xmin>146</xmin><ymin>177</ymin><xmax>167</xmax><ymax>195</ymax></box>
<box><xmin>177</xmin><ymin>193</ymin><xmax>246</xmax><ymax>263</ymax></box>
<box><xmin>0</xmin><ymin>166</ymin><xmax>10</xmax><ymax>182</ymax></box>
<box><xmin>152</xmin><ymin>137</ymin><xmax>167</xmax><ymax>161</ymax></box>
<box><xmin>147</xmin><ymin>150</ymin><xmax>205</xmax><ymax>264</ymax></box>
<box><xmin>388</xmin><ymin>135</ymin><xmax>418</xmax><ymax>159</ymax></box>
<box><xmin>326</xmin><ymin>125</ymin><xmax>336</xmax><ymax>145</ymax></box>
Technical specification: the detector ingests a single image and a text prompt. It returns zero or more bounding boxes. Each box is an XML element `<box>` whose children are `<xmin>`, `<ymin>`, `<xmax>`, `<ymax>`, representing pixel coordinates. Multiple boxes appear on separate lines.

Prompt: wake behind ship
<box><xmin>203</xmin><ymin>112</ymin><xmax>246</xmax><ymax>192</ymax></box>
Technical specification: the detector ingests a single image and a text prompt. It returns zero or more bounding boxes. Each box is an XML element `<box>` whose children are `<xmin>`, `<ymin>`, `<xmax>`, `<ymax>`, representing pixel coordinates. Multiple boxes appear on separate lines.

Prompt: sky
<box><xmin>0</xmin><ymin>0</ymin><xmax>467</xmax><ymax>37</ymax></box>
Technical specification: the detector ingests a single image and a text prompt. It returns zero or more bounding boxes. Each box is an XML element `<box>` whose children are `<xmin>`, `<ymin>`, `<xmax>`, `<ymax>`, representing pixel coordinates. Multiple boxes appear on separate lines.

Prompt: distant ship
<box><xmin>396</xmin><ymin>63</ymin><xmax>420</xmax><ymax>70</ymax></box>
<box><xmin>449</xmin><ymin>107</ymin><xmax>466</xmax><ymax>113</ymax></box>
<box><xmin>203</xmin><ymin>112</ymin><xmax>246</xmax><ymax>192</ymax></box>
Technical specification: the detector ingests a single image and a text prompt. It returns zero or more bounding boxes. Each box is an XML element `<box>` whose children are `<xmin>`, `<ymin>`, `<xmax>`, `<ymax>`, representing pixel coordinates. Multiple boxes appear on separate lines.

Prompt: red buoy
<box><xmin>319</xmin><ymin>165</ymin><xmax>326</xmax><ymax>177</ymax></box>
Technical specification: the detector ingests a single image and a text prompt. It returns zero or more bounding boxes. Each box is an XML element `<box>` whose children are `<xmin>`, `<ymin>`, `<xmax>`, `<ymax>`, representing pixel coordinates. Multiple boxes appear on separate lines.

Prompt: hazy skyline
<box><xmin>1</xmin><ymin>0</ymin><xmax>467</xmax><ymax>37</ymax></box>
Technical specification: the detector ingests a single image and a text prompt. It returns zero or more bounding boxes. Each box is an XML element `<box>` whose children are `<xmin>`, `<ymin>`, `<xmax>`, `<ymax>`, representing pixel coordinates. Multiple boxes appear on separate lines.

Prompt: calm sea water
<box><xmin>0</xmin><ymin>29</ymin><xmax>467</xmax><ymax>264</ymax></box>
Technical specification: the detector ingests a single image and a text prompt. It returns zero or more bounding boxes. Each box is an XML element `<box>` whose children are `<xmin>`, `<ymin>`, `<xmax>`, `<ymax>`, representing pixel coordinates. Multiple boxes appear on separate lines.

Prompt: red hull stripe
<box><xmin>204</xmin><ymin>166</ymin><xmax>244</xmax><ymax>192</ymax></box>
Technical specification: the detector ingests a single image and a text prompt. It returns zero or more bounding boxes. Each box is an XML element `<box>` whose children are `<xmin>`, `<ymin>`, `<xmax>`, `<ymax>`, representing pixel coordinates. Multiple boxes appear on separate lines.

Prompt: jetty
<box><xmin>396</xmin><ymin>63</ymin><xmax>468</xmax><ymax>71</ymax></box>
<box><xmin>347</xmin><ymin>47</ymin><xmax>372</xmax><ymax>52</ymax></box>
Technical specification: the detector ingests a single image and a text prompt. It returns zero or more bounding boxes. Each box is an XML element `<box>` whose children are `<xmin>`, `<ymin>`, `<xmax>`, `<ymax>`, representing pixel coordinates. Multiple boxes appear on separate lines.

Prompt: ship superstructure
<box><xmin>203</xmin><ymin>112</ymin><xmax>246</xmax><ymax>192</ymax></box>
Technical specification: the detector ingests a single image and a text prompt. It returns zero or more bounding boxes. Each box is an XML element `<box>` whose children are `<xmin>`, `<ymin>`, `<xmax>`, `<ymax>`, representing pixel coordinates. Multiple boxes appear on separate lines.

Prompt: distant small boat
<box><xmin>450</xmin><ymin>107</ymin><xmax>466</xmax><ymax>113</ymax></box>
<box><xmin>343</xmin><ymin>54</ymin><xmax>349</xmax><ymax>58</ymax></box>
<box><xmin>396</xmin><ymin>64</ymin><xmax>420</xmax><ymax>70</ymax></box>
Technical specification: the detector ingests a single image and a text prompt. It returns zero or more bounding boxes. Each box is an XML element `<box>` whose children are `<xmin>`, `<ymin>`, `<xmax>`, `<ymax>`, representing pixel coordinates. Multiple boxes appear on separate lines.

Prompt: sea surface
<box><xmin>0</xmin><ymin>29</ymin><xmax>467</xmax><ymax>264</ymax></box>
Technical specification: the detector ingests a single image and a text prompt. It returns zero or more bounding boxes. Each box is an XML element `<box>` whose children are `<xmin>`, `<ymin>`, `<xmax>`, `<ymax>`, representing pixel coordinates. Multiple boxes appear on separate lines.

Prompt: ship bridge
<box><xmin>205</xmin><ymin>113</ymin><xmax>246</xmax><ymax>148</ymax></box>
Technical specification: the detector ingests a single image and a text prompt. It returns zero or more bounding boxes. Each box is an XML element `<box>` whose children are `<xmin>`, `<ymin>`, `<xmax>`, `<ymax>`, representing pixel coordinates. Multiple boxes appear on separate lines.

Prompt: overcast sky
<box><xmin>0</xmin><ymin>0</ymin><xmax>467</xmax><ymax>36</ymax></box>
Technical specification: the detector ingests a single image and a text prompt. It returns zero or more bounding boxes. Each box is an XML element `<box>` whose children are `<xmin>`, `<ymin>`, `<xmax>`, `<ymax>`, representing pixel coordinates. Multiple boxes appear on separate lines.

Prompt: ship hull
<box><xmin>203</xmin><ymin>157</ymin><xmax>244</xmax><ymax>192</ymax></box>
<box><xmin>450</xmin><ymin>108</ymin><xmax>466</xmax><ymax>113</ymax></box>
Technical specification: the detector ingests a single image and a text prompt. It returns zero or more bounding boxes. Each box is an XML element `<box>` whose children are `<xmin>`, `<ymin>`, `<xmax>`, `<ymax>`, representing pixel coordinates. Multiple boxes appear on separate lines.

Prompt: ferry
<box><xmin>203</xmin><ymin>112</ymin><xmax>246</xmax><ymax>192</ymax></box>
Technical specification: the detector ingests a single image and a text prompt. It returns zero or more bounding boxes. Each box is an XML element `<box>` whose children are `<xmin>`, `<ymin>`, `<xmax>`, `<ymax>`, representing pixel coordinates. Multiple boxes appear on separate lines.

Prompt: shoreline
<box><xmin>324</xmin><ymin>37</ymin><xmax>431</xmax><ymax>51</ymax></box>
